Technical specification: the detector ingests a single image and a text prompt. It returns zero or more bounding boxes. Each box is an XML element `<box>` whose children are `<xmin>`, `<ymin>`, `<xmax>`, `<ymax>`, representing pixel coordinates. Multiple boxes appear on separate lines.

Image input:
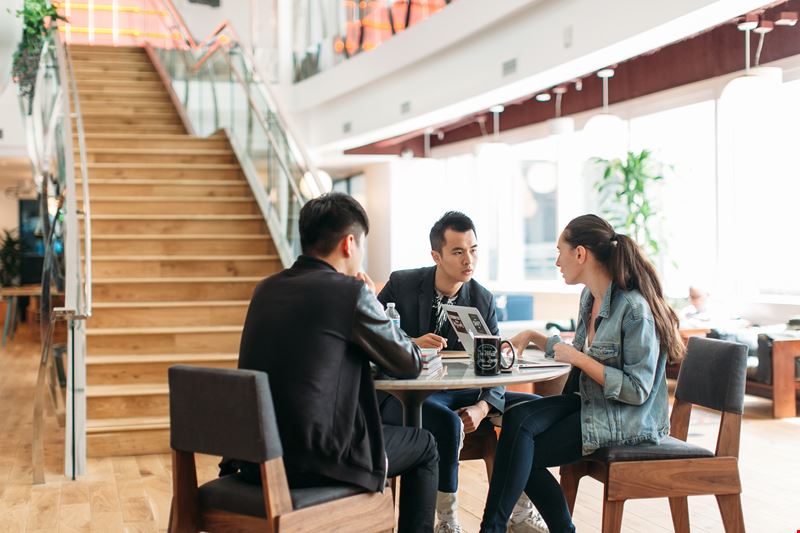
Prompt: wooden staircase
<box><xmin>69</xmin><ymin>44</ymin><xmax>281</xmax><ymax>456</ymax></box>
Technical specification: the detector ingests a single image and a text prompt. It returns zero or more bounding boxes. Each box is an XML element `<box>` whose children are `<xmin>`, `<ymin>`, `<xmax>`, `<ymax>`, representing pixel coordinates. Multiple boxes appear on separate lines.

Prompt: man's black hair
<box><xmin>429</xmin><ymin>211</ymin><xmax>476</xmax><ymax>252</ymax></box>
<box><xmin>299</xmin><ymin>192</ymin><xmax>370</xmax><ymax>256</ymax></box>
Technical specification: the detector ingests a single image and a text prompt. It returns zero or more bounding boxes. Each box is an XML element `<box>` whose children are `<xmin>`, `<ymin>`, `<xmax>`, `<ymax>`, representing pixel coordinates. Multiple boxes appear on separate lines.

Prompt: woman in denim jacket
<box><xmin>479</xmin><ymin>214</ymin><xmax>683</xmax><ymax>533</ymax></box>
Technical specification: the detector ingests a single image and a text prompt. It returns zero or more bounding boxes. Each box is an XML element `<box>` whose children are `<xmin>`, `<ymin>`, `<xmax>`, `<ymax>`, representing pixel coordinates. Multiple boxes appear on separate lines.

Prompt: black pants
<box><xmin>233</xmin><ymin>424</ymin><xmax>438</xmax><ymax>533</ymax></box>
<box><xmin>384</xmin><ymin>424</ymin><xmax>439</xmax><ymax>533</ymax></box>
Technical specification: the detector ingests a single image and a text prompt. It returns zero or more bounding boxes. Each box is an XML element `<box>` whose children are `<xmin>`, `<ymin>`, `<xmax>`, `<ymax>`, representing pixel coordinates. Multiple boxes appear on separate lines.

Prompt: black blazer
<box><xmin>377</xmin><ymin>266</ymin><xmax>507</xmax><ymax>412</ymax></box>
<box><xmin>237</xmin><ymin>256</ymin><xmax>421</xmax><ymax>491</ymax></box>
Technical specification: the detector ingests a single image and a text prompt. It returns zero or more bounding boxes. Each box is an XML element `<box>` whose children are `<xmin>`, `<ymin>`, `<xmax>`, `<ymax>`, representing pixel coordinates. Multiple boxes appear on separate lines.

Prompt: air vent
<box><xmin>502</xmin><ymin>58</ymin><xmax>517</xmax><ymax>77</ymax></box>
<box><xmin>400</xmin><ymin>101</ymin><xmax>411</xmax><ymax>115</ymax></box>
<box><xmin>342</xmin><ymin>121</ymin><xmax>352</xmax><ymax>134</ymax></box>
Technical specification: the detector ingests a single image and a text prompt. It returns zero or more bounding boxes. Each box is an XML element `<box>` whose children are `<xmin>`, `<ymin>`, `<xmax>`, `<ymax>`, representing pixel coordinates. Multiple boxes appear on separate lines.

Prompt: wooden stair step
<box><xmin>70</xmin><ymin>56</ymin><xmax>151</xmax><ymax>66</ymax></box>
<box><xmin>91</xmin><ymin>276</ymin><xmax>261</xmax><ymax>302</ymax></box>
<box><xmin>85</xmin><ymin>196</ymin><xmax>258</xmax><ymax>215</ymax></box>
<box><xmin>86</xmin><ymin>234</ymin><xmax>275</xmax><ymax>255</ymax></box>
<box><xmin>86</xmin><ymin>353</ymin><xmax>238</xmax><ymax>385</ymax></box>
<box><xmin>84</xmin><ymin>214</ymin><xmax>265</xmax><ymax>235</ymax></box>
<box><xmin>86</xmin><ymin>416</ymin><xmax>170</xmax><ymax>457</ymax></box>
<box><xmin>87</xmin><ymin>384</ymin><xmax>169</xmax><ymax>419</ymax></box>
<box><xmin>75</xmin><ymin>132</ymin><xmax>228</xmax><ymax>147</ymax></box>
<box><xmin>89</xmin><ymin>254</ymin><xmax>279</xmax><ymax>277</ymax></box>
<box><xmin>78</xmin><ymin>163</ymin><xmax>242</xmax><ymax>180</ymax></box>
<box><xmin>85</xmin><ymin>324</ymin><xmax>244</xmax><ymax>355</ymax></box>
<box><xmin>79</xmin><ymin>103</ymin><xmax>177</xmax><ymax>115</ymax></box>
<box><xmin>72</xmin><ymin>70</ymin><xmax>161</xmax><ymax>81</ymax></box>
<box><xmin>75</xmin><ymin>89</ymin><xmax>172</xmax><ymax>102</ymax></box>
<box><xmin>82</xmin><ymin>124</ymin><xmax>186</xmax><ymax>134</ymax></box>
<box><xmin>90</xmin><ymin>300</ymin><xmax>250</xmax><ymax>326</ymax></box>
<box><xmin>78</xmin><ymin>179</ymin><xmax>250</xmax><ymax>196</ymax></box>
<box><xmin>87</xmin><ymin>416</ymin><xmax>170</xmax><ymax>432</ymax></box>
<box><xmin>82</xmin><ymin>148</ymin><xmax>234</xmax><ymax>165</ymax></box>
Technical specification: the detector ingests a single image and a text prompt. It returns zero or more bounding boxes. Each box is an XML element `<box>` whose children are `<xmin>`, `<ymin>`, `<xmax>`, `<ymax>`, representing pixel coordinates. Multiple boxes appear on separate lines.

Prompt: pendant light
<box><xmin>583</xmin><ymin>68</ymin><xmax>626</xmax><ymax>159</ymax></box>
<box><xmin>720</xmin><ymin>14</ymin><xmax>782</xmax><ymax>104</ymax></box>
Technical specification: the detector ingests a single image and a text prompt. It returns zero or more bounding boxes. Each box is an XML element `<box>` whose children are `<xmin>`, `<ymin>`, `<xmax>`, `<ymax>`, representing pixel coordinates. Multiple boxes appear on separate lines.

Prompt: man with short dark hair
<box><xmin>233</xmin><ymin>192</ymin><xmax>439</xmax><ymax>533</ymax></box>
<box><xmin>378</xmin><ymin>211</ymin><xmax>545</xmax><ymax>533</ymax></box>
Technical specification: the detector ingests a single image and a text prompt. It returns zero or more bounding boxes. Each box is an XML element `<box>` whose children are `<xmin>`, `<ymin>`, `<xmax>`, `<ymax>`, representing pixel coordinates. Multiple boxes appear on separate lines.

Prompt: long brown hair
<box><xmin>563</xmin><ymin>214</ymin><xmax>684</xmax><ymax>363</ymax></box>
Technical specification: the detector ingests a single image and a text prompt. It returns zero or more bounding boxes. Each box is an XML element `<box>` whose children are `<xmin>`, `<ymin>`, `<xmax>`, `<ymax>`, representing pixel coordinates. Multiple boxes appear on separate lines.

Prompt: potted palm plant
<box><xmin>594</xmin><ymin>149</ymin><xmax>666</xmax><ymax>262</ymax></box>
<box><xmin>0</xmin><ymin>229</ymin><xmax>22</xmax><ymax>288</ymax></box>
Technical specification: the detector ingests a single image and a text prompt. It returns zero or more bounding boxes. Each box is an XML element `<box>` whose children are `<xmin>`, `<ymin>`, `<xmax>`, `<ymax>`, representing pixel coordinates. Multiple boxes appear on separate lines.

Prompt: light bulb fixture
<box><xmin>489</xmin><ymin>105</ymin><xmax>504</xmax><ymax>141</ymax></box>
<box><xmin>754</xmin><ymin>20</ymin><xmax>773</xmax><ymax>67</ymax></box>
<box><xmin>775</xmin><ymin>12</ymin><xmax>798</xmax><ymax>26</ymax></box>
<box><xmin>300</xmin><ymin>169</ymin><xmax>333</xmax><ymax>198</ymax></box>
<box><xmin>548</xmin><ymin>86</ymin><xmax>574</xmax><ymax>135</ymax></box>
<box><xmin>535</xmin><ymin>92</ymin><xmax>551</xmax><ymax>102</ymax></box>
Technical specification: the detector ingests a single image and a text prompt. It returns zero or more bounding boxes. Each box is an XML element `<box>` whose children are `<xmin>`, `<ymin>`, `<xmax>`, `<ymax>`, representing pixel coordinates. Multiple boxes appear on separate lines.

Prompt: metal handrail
<box><xmin>60</xmin><ymin>38</ymin><xmax>92</xmax><ymax>318</ymax></box>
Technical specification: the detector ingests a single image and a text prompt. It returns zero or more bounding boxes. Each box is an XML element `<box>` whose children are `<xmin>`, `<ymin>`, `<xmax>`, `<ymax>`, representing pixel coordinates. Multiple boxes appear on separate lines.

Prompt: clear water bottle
<box><xmin>385</xmin><ymin>302</ymin><xmax>401</xmax><ymax>330</ymax></box>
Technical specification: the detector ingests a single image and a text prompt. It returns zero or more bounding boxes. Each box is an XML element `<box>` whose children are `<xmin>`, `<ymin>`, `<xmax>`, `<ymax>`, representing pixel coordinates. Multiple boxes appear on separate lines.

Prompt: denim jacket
<box><xmin>545</xmin><ymin>283</ymin><xmax>670</xmax><ymax>455</ymax></box>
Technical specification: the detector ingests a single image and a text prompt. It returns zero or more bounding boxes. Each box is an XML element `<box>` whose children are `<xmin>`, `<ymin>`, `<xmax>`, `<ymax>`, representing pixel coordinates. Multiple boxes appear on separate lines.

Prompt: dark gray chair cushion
<box><xmin>675</xmin><ymin>337</ymin><xmax>748</xmax><ymax>414</ymax></box>
<box><xmin>168</xmin><ymin>366</ymin><xmax>283</xmax><ymax>462</ymax></box>
<box><xmin>198</xmin><ymin>475</ymin><xmax>367</xmax><ymax>517</ymax></box>
<box><xmin>586</xmin><ymin>436</ymin><xmax>714</xmax><ymax>463</ymax></box>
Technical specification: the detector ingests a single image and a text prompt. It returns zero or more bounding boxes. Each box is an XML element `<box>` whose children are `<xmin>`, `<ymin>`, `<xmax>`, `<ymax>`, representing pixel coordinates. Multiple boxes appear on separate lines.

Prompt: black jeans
<box><xmin>384</xmin><ymin>424</ymin><xmax>439</xmax><ymax>533</ymax></box>
<box><xmin>380</xmin><ymin>389</ymin><xmax>538</xmax><ymax>493</ymax></box>
<box><xmin>480</xmin><ymin>394</ymin><xmax>582</xmax><ymax>533</ymax></box>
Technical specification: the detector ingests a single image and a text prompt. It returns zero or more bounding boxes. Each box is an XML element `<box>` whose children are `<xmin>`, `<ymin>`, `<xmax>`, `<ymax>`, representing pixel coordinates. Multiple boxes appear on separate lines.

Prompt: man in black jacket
<box><xmin>234</xmin><ymin>192</ymin><xmax>438</xmax><ymax>533</ymax></box>
<box><xmin>378</xmin><ymin>212</ymin><xmax>544</xmax><ymax>533</ymax></box>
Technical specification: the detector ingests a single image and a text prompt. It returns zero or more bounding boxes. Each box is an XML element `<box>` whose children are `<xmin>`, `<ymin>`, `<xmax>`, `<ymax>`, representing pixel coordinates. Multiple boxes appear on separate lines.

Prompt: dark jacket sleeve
<box><xmin>352</xmin><ymin>284</ymin><xmax>421</xmax><ymax>379</ymax></box>
<box><xmin>376</xmin><ymin>273</ymin><xmax>396</xmax><ymax>307</ymax></box>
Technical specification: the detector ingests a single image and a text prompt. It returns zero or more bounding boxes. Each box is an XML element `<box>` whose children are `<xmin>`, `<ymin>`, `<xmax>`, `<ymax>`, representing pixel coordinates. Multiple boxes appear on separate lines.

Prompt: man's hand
<box><xmin>355</xmin><ymin>271</ymin><xmax>376</xmax><ymax>293</ymax></box>
<box><xmin>457</xmin><ymin>401</ymin><xmax>490</xmax><ymax>433</ymax></box>
<box><xmin>413</xmin><ymin>333</ymin><xmax>447</xmax><ymax>350</ymax></box>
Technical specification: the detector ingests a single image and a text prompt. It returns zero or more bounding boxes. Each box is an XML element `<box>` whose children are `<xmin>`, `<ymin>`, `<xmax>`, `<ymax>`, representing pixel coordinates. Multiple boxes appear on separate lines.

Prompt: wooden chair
<box><xmin>559</xmin><ymin>337</ymin><xmax>748</xmax><ymax>533</ymax></box>
<box><xmin>168</xmin><ymin>365</ymin><xmax>395</xmax><ymax>533</ymax></box>
<box><xmin>459</xmin><ymin>420</ymin><xmax>498</xmax><ymax>479</ymax></box>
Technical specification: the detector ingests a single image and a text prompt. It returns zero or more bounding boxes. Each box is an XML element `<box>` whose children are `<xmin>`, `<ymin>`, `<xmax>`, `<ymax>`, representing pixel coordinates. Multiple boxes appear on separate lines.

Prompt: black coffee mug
<box><xmin>473</xmin><ymin>335</ymin><xmax>516</xmax><ymax>376</ymax></box>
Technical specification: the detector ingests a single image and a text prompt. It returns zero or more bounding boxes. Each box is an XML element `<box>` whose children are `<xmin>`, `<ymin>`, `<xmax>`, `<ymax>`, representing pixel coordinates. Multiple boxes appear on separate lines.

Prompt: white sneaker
<box><xmin>435</xmin><ymin>522</ymin><xmax>465</xmax><ymax>533</ymax></box>
<box><xmin>509</xmin><ymin>508</ymin><xmax>549</xmax><ymax>533</ymax></box>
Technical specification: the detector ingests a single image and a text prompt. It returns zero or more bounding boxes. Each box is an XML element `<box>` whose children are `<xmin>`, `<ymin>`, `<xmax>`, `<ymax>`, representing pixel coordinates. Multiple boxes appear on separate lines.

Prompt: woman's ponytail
<box><xmin>564</xmin><ymin>215</ymin><xmax>684</xmax><ymax>363</ymax></box>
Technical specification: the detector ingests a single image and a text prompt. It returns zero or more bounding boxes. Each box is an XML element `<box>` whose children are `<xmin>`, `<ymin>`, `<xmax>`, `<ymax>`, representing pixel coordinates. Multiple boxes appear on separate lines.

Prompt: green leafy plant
<box><xmin>594</xmin><ymin>149</ymin><xmax>666</xmax><ymax>260</ymax></box>
<box><xmin>11</xmin><ymin>0</ymin><xmax>67</xmax><ymax>112</ymax></box>
<box><xmin>0</xmin><ymin>229</ymin><xmax>22</xmax><ymax>288</ymax></box>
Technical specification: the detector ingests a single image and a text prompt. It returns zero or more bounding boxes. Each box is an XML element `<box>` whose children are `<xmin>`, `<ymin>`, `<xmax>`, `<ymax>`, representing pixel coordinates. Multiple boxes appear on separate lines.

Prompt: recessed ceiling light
<box><xmin>535</xmin><ymin>93</ymin><xmax>551</xmax><ymax>102</ymax></box>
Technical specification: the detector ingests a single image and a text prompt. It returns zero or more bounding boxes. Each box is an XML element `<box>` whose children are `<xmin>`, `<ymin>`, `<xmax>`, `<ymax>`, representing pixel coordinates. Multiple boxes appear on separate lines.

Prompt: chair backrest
<box><xmin>675</xmin><ymin>337</ymin><xmax>748</xmax><ymax>414</ymax></box>
<box><xmin>168</xmin><ymin>365</ymin><xmax>283</xmax><ymax>463</ymax></box>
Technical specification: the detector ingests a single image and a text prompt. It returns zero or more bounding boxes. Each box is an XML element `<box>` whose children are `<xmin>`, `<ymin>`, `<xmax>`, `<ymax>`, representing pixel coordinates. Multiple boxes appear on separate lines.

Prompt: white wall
<box><xmin>0</xmin><ymin>84</ymin><xmax>26</xmax><ymax>157</ymax></box>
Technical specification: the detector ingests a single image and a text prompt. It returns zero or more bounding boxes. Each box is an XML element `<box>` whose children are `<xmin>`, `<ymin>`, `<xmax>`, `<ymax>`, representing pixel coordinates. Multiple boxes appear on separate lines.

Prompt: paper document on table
<box><xmin>441</xmin><ymin>304</ymin><xmax>492</xmax><ymax>354</ymax></box>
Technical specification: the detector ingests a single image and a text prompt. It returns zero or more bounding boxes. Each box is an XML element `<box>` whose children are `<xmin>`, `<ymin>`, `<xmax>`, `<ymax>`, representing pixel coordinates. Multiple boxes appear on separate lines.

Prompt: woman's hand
<box><xmin>553</xmin><ymin>342</ymin><xmax>581</xmax><ymax>364</ymax></box>
<box><xmin>508</xmin><ymin>331</ymin><xmax>534</xmax><ymax>356</ymax></box>
<box><xmin>555</xmin><ymin>343</ymin><xmax>606</xmax><ymax>386</ymax></box>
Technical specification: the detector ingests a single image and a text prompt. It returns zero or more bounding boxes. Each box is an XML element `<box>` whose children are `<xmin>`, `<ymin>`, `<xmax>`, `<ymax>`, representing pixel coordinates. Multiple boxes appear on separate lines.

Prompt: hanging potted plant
<box><xmin>11</xmin><ymin>0</ymin><xmax>66</xmax><ymax>114</ymax></box>
<box><xmin>0</xmin><ymin>229</ymin><xmax>22</xmax><ymax>288</ymax></box>
<box><xmin>594</xmin><ymin>149</ymin><xmax>667</xmax><ymax>262</ymax></box>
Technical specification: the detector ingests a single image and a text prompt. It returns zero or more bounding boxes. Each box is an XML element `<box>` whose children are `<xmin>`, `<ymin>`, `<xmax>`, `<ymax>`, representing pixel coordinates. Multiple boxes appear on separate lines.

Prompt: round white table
<box><xmin>375</xmin><ymin>359</ymin><xmax>571</xmax><ymax>427</ymax></box>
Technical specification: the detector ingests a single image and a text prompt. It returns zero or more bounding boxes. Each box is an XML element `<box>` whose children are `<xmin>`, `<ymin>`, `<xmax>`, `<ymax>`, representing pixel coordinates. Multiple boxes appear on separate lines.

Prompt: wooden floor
<box><xmin>1</xmin><ymin>325</ymin><xmax>798</xmax><ymax>532</ymax></box>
